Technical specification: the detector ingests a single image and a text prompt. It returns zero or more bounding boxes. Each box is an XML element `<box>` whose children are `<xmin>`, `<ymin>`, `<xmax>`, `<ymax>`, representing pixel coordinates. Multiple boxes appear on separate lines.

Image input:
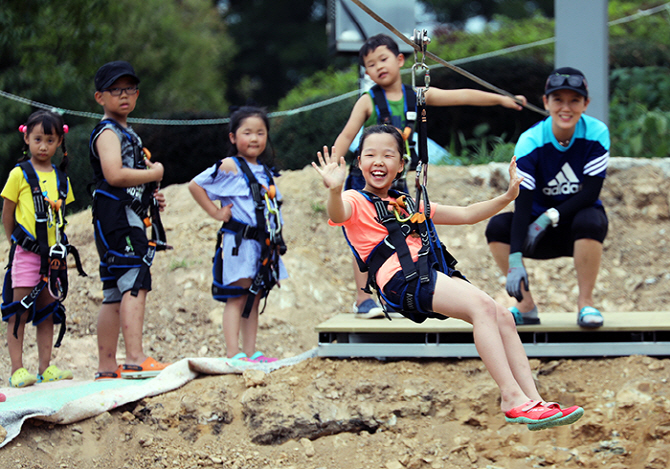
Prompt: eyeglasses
<box><xmin>546</xmin><ymin>74</ymin><xmax>587</xmax><ymax>89</ymax></box>
<box><xmin>102</xmin><ymin>86</ymin><xmax>139</xmax><ymax>96</ymax></box>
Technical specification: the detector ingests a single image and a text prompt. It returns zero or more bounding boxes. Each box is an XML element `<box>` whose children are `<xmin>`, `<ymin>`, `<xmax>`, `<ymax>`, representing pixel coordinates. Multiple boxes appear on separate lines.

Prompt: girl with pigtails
<box><xmin>1</xmin><ymin>110</ymin><xmax>83</xmax><ymax>388</ymax></box>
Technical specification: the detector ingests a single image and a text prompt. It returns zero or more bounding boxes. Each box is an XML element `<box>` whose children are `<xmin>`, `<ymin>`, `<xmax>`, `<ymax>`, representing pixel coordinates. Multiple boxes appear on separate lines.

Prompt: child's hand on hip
<box><xmin>213</xmin><ymin>203</ymin><xmax>233</xmax><ymax>222</ymax></box>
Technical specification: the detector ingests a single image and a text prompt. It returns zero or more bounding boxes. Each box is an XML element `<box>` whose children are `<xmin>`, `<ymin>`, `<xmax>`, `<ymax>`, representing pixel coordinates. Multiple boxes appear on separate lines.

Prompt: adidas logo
<box><xmin>542</xmin><ymin>163</ymin><xmax>582</xmax><ymax>196</ymax></box>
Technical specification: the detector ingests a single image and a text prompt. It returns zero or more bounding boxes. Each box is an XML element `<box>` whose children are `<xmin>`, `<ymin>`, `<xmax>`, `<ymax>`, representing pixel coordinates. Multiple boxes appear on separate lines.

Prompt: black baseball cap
<box><xmin>544</xmin><ymin>67</ymin><xmax>588</xmax><ymax>98</ymax></box>
<box><xmin>95</xmin><ymin>61</ymin><xmax>140</xmax><ymax>91</ymax></box>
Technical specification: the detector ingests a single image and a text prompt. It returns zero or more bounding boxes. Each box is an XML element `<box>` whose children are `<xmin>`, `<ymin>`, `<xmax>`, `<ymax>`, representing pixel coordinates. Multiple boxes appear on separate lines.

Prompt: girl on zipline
<box><xmin>313</xmin><ymin>124</ymin><xmax>584</xmax><ymax>429</ymax></box>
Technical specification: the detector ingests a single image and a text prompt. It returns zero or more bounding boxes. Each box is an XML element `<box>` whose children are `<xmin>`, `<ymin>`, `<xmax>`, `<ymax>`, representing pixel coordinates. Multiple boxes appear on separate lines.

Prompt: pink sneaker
<box><xmin>528</xmin><ymin>402</ymin><xmax>584</xmax><ymax>430</ymax></box>
<box><xmin>504</xmin><ymin>400</ymin><xmax>561</xmax><ymax>424</ymax></box>
<box><xmin>249</xmin><ymin>352</ymin><xmax>278</xmax><ymax>363</ymax></box>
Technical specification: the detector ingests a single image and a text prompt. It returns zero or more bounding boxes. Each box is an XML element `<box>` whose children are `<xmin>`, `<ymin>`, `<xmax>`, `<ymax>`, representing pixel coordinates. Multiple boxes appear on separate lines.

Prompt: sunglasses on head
<box><xmin>546</xmin><ymin>74</ymin><xmax>587</xmax><ymax>89</ymax></box>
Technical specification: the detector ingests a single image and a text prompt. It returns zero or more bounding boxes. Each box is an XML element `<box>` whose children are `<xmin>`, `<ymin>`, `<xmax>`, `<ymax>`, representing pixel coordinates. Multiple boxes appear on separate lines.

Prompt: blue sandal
<box><xmin>509</xmin><ymin>306</ymin><xmax>541</xmax><ymax>325</ymax></box>
<box><xmin>578</xmin><ymin>306</ymin><xmax>603</xmax><ymax>328</ymax></box>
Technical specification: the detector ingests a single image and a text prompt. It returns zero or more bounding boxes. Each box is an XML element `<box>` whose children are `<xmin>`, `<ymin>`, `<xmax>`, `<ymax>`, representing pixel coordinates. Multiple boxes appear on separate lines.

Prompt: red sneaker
<box><xmin>528</xmin><ymin>402</ymin><xmax>584</xmax><ymax>430</ymax></box>
<box><xmin>505</xmin><ymin>400</ymin><xmax>561</xmax><ymax>424</ymax></box>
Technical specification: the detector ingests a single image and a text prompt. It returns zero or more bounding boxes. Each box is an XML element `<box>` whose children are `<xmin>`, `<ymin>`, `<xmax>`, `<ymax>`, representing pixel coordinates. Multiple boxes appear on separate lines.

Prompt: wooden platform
<box><xmin>316</xmin><ymin>312</ymin><xmax>670</xmax><ymax>358</ymax></box>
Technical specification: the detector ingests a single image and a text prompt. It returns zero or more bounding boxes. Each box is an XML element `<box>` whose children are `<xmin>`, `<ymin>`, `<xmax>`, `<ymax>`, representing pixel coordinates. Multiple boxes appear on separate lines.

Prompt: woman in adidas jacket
<box><xmin>485</xmin><ymin>67</ymin><xmax>609</xmax><ymax>329</ymax></box>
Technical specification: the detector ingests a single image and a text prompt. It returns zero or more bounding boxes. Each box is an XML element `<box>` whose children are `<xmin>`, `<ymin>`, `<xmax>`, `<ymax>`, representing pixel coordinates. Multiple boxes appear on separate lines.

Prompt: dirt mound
<box><xmin>1</xmin><ymin>159</ymin><xmax>670</xmax><ymax>468</ymax></box>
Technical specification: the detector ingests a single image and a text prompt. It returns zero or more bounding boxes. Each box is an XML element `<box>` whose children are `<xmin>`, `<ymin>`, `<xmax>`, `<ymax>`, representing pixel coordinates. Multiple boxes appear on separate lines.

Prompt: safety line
<box><xmin>1</xmin><ymin>1</ymin><xmax>668</xmax><ymax>125</ymax></box>
<box><xmin>350</xmin><ymin>0</ymin><xmax>550</xmax><ymax>116</ymax></box>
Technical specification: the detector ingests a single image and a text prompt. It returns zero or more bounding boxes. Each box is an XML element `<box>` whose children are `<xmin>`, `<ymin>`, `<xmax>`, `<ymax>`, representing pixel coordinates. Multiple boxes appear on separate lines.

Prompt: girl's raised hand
<box><xmin>312</xmin><ymin>146</ymin><xmax>347</xmax><ymax>190</ymax></box>
<box><xmin>506</xmin><ymin>156</ymin><xmax>524</xmax><ymax>199</ymax></box>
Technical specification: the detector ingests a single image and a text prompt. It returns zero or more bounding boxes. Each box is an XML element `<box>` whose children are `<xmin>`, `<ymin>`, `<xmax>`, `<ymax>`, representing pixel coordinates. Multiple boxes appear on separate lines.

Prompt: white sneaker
<box><xmin>352</xmin><ymin>300</ymin><xmax>385</xmax><ymax>319</ymax></box>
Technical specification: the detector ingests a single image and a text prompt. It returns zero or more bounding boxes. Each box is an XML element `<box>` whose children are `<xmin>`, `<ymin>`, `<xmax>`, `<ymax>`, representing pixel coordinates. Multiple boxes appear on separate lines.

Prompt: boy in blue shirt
<box><xmin>486</xmin><ymin>67</ymin><xmax>609</xmax><ymax>328</ymax></box>
<box><xmin>334</xmin><ymin>34</ymin><xmax>527</xmax><ymax>318</ymax></box>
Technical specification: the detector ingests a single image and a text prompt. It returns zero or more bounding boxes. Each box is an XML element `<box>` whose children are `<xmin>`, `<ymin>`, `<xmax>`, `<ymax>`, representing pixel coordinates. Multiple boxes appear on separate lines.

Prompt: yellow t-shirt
<box><xmin>1</xmin><ymin>164</ymin><xmax>75</xmax><ymax>246</ymax></box>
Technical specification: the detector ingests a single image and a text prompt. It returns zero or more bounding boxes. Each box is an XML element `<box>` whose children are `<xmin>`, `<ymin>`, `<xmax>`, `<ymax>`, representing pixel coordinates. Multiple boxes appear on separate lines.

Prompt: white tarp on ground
<box><xmin>0</xmin><ymin>349</ymin><xmax>317</xmax><ymax>448</ymax></box>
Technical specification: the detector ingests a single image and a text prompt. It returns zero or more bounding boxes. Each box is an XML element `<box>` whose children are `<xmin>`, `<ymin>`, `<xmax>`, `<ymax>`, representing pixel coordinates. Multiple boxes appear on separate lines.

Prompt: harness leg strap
<box><xmin>130</xmin><ymin>242</ymin><xmax>156</xmax><ymax>297</ymax></box>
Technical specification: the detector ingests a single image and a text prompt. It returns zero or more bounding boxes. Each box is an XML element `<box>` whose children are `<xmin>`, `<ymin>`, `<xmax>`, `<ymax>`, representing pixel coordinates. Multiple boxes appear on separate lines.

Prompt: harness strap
<box><xmin>370</xmin><ymin>84</ymin><xmax>418</xmax><ymax>168</ymax></box>
<box><xmin>209</xmin><ymin>157</ymin><xmax>286</xmax><ymax>318</ymax></box>
<box><xmin>219</xmin><ymin>219</ymin><xmax>260</xmax><ymax>256</ymax></box>
<box><xmin>130</xmin><ymin>241</ymin><xmax>156</xmax><ymax>297</ymax></box>
<box><xmin>349</xmin><ymin>190</ymin><xmax>459</xmax><ymax>317</ymax></box>
<box><xmin>3</xmin><ymin>162</ymin><xmax>81</xmax><ymax>340</ymax></box>
<box><xmin>370</xmin><ymin>84</ymin><xmax>416</xmax><ymax>136</ymax></box>
<box><xmin>19</xmin><ymin>161</ymin><xmax>55</xmax><ymax>277</ymax></box>
<box><xmin>32</xmin><ymin>301</ymin><xmax>67</xmax><ymax>348</ymax></box>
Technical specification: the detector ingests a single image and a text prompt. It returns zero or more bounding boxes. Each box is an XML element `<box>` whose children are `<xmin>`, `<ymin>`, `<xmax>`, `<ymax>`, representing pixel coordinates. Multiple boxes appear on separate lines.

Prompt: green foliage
<box><xmin>608</xmin><ymin>66</ymin><xmax>670</xmax><ymax>158</ymax></box>
<box><xmin>272</xmin><ymin>94</ymin><xmax>356</xmax><ymax>170</ymax></box>
<box><xmin>0</xmin><ymin>0</ymin><xmax>234</xmax><ymax>212</ymax></box>
<box><xmin>170</xmin><ymin>258</ymin><xmax>198</xmax><ymax>271</ymax></box>
<box><xmin>608</xmin><ymin>2</ymin><xmax>670</xmax><ymax>67</ymax></box>
<box><xmin>310</xmin><ymin>201</ymin><xmax>326</xmax><ymax>214</ymax></box>
<box><xmin>271</xmin><ymin>67</ymin><xmax>360</xmax><ymax>170</ymax></box>
<box><xmin>610</xmin><ymin>67</ymin><xmax>670</xmax><ymax>110</ymax></box>
<box><xmin>135</xmin><ymin>112</ymin><xmax>230</xmax><ymax>188</ymax></box>
<box><xmin>221</xmin><ymin>0</ymin><xmax>333</xmax><ymax>107</ymax></box>
<box><xmin>610</xmin><ymin>103</ymin><xmax>670</xmax><ymax>158</ymax></box>
<box><xmin>429</xmin><ymin>13</ymin><xmax>555</xmax><ymax>64</ymax></box>
<box><xmin>64</xmin><ymin>125</ymin><xmax>95</xmax><ymax>213</ymax></box>
<box><xmin>419</xmin><ymin>0</ymin><xmax>553</xmax><ymax>25</ymax></box>
<box><xmin>448</xmin><ymin>124</ymin><xmax>515</xmax><ymax>165</ymax></box>
<box><xmin>277</xmin><ymin>68</ymin><xmax>359</xmax><ymax>110</ymax></box>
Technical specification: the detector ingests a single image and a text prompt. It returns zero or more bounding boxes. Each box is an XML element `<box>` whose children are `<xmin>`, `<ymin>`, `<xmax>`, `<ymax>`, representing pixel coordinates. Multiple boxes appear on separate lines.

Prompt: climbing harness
<box><xmin>89</xmin><ymin>119</ymin><xmax>171</xmax><ymax>298</ymax></box>
<box><xmin>344</xmin><ymin>188</ymin><xmax>458</xmax><ymax>322</ymax></box>
<box><xmin>211</xmin><ymin>157</ymin><xmax>287</xmax><ymax>318</ymax></box>
<box><xmin>369</xmin><ymin>83</ymin><xmax>418</xmax><ymax>169</ymax></box>
<box><xmin>1</xmin><ymin>161</ymin><xmax>87</xmax><ymax>347</ymax></box>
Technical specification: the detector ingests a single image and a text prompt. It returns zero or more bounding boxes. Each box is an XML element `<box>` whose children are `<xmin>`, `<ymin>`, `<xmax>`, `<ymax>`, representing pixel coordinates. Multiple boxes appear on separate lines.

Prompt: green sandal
<box><xmin>37</xmin><ymin>365</ymin><xmax>73</xmax><ymax>383</ymax></box>
<box><xmin>9</xmin><ymin>367</ymin><xmax>37</xmax><ymax>388</ymax></box>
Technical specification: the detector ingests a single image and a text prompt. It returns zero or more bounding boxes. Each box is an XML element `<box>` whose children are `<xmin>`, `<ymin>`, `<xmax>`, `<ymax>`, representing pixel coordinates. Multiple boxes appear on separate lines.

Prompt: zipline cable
<box><xmin>0</xmin><ymin>2</ymin><xmax>667</xmax><ymax>125</ymax></box>
<box><xmin>349</xmin><ymin>0</ymin><xmax>549</xmax><ymax>116</ymax></box>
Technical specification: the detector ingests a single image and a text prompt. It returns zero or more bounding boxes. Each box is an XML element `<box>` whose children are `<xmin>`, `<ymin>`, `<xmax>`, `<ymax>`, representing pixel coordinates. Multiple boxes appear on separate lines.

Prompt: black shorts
<box><xmin>381</xmin><ymin>265</ymin><xmax>465</xmax><ymax>324</ymax></box>
<box><xmin>485</xmin><ymin>205</ymin><xmax>608</xmax><ymax>259</ymax></box>
<box><xmin>94</xmin><ymin>224</ymin><xmax>152</xmax><ymax>303</ymax></box>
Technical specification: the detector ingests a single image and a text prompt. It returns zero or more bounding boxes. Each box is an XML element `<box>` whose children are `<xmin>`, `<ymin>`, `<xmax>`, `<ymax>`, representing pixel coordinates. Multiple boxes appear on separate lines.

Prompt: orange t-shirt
<box><xmin>329</xmin><ymin>190</ymin><xmax>425</xmax><ymax>289</ymax></box>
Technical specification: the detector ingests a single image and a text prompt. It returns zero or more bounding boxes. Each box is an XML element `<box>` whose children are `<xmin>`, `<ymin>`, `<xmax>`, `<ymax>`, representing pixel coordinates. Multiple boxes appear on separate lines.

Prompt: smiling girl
<box><xmin>313</xmin><ymin>124</ymin><xmax>585</xmax><ymax>429</ymax></box>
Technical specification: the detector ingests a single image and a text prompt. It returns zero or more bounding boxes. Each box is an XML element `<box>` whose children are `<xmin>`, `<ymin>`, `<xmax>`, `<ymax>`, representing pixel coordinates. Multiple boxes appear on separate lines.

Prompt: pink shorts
<box><xmin>11</xmin><ymin>246</ymin><xmax>44</xmax><ymax>288</ymax></box>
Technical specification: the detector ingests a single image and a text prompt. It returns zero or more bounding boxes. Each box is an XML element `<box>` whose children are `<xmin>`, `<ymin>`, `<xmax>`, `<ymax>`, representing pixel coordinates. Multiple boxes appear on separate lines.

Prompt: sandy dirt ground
<box><xmin>1</xmin><ymin>158</ymin><xmax>670</xmax><ymax>469</ymax></box>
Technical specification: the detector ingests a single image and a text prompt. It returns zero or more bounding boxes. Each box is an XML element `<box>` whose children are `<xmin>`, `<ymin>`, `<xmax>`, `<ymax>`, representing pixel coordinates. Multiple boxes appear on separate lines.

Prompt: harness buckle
<box><xmin>242</xmin><ymin>224</ymin><xmax>253</xmax><ymax>239</ymax></box>
<box><xmin>49</xmin><ymin>243</ymin><xmax>67</xmax><ymax>260</ymax></box>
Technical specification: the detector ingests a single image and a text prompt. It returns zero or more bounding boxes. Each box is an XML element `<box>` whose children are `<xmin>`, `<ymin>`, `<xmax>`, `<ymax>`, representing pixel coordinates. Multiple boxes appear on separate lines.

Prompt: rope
<box><xmin>1</xmin><ymin>2</ymin><xmax>667</xmax><ymax>125</ymax></box>
<box><xmin>350</xmin><ymin>0</ymin><xmax>670</xmax><ymax>115</ymax></box>
<box><xmin>350</xmin><ymin>0</ymin><xmax>549</xmax><ymax>116</ymax></box>
<box><xmin>0</xmin><ymin>88</ymin><xmax>361</xmax><ymax>126</ymax></box>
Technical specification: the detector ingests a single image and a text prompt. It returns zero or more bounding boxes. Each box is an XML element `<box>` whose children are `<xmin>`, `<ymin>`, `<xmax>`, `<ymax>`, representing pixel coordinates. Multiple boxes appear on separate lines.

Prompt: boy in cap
<box><xmin>90</xmin><ymin>61</ymin><xmax>170</xmax><ymax>379</ymax></box>
<box><xmin>485</xmin><ymin>67</ymin><xmax>610</xmax><ymax>328</ymax></box>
